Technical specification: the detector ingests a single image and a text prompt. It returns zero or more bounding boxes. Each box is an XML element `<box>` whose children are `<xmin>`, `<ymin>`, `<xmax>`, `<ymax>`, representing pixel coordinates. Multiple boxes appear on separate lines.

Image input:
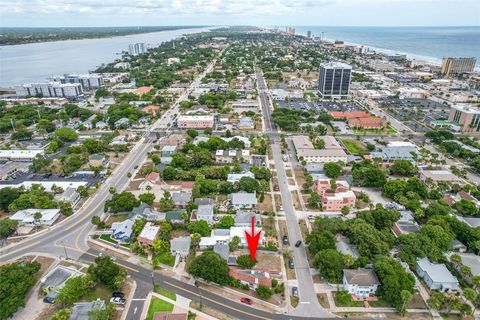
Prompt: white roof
<box><xmin>387</xmin><ymin>141</ymin><xmax>417</xmax><ymax>148</ymax></box>
<box><xmin>0</xmin><ymin>180</ymin><xmax>88</xmax><ymax>191</ymax></box>
<box><xmin>0</xmin><ymin>149</ymin><xmax>44</xmax><ymax>159</ymax></box>
<box><xmin>417</xmin><ymin>257</ymin><xmax>459</xmax><ymax>284</ymax></box>
<box><xmin>138</xmin><ymin>222</ymin><xmax>160</xmax><ymax>241</ymax></box>
<box><xmin>320</xmin><ymin>61</ymin><xmax>352</xmax><ymax>69</ymax></box>
<box><xmin>11</xmin><ymin>208</ymin><xmax>60</xmax><ymax>223</ymax></box>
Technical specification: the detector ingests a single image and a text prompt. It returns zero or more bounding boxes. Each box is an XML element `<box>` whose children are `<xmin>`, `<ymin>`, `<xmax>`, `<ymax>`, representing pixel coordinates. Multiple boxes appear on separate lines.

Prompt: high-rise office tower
<box><xmin>318</xmin><ymin>62</ymin><xmax>352</xmax><ymax>99</ymax></box>
<box><xmin>307</xmin><ymin>31</ymin><xmax>312</xmax><ymax>39</ymax></box>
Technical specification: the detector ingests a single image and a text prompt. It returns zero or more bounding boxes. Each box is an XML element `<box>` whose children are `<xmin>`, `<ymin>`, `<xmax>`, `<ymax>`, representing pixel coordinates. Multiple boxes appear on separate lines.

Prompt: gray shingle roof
<box><xmin>344</xmin><ymin>269</ymin><xmax>379</xmax><ymax>286</ymax></box>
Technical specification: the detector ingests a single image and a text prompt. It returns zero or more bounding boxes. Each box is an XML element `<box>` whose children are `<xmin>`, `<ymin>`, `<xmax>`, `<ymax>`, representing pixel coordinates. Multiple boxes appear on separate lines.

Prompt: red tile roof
<box><xmin>348</xmin><ymin>117</ymin><xmax>386</xmax><ymax>129</ymax></box>
<box><xmin>229</xmin><ymin>267</ymin><xmax>272</xmax><ymax>287</ymax></box>
<box><xmin>330</xmin><ymin>111</ymin><xmax>370</xmax><ymax>120</ymax></box>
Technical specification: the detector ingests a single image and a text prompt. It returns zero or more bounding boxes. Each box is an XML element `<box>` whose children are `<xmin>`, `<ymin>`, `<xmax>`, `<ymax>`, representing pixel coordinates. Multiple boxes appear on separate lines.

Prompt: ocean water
<box><xmin>292</xmin><ymin>26</ymin><xmax>480</xmax><ymax>66</ymax></box>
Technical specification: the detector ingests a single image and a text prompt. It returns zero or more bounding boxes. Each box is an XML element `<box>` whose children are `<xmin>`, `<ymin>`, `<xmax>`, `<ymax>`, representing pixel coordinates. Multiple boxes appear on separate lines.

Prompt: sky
<box><xmin>0</xmin><ymin>0</ymin><xmax>479</xmax><ymax>27</ymax></box>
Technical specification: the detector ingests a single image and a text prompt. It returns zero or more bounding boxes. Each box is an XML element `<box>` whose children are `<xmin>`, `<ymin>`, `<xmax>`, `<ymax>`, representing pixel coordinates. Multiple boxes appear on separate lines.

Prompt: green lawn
<box><xmin>369</xmin><ymin>298</ymin><xmax>391</xmax><ymax>307</ymax></box>
<box><xmin>333</xmin><ymin>291</ymin><xmax>364</xmax><ymax>307</ymax></box>
<box><xmin>153</xmin><ymin>252</ymin><xmax>176</xmax><ymax>267</ymax></box>
<box><xmin>341</xmin><ymin>139</ymin><xmax>365</xmax><ymax>155</ymax></box>
<box><xmin>154</xmin><ymin>285</ymin><xmax>177</xmax><ymax>301</ymax></box>
<box><xmin>100</xmin><ymin>234</ymin><xmax>117</xmax><ymax>244</ymax></box>
<box><xmin>82</xmin><ymin>284</ymin><xmax>113</xmax><ymax>302</ymax></box>
<box><xmin>146</xmin><ymin>298</ymin><xmax>174</xmax><ymax>320</ymax></box>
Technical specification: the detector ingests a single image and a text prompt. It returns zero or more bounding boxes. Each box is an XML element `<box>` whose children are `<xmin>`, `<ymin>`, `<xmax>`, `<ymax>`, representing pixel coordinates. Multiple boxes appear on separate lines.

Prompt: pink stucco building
<box><xmin>314</xmin><ymin>179</ymin><xmax>356</xmax><ymax>212</ymax></box>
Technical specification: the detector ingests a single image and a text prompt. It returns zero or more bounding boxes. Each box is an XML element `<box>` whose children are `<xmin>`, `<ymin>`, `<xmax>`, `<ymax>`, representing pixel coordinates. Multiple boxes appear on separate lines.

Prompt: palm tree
<box><xmin>34</xmin><ymin>211</ymin><xmax>42</xmax><ymax>228</ymax></box>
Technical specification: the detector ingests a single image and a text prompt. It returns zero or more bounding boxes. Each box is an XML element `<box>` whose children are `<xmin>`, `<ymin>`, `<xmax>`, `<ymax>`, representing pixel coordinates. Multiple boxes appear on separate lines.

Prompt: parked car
<box><xmin>288</xmin><ymin>259</ymin><xmax>294</xmax><ymax>269</ymax></box>
<box><xmin>43</xmin><ymin>291</ymin><xmax>59</xmax><ymax>304</ymax></box>
<box><xmin>240</xmin><ymin>297</ymin><xmax>253</xmax><ymax>305</ymax></box>
<box><xmin>282</xmin><ymin>235</ymin><xmax>289</xmax><ymax>245</ymax></box>
<box><xmin>292</xmin><ymin>287</ymin><xmax>299</xmax><ymax>297</ymax></box>
<box><xmin>110</xmin><ymin>297</ymin><xmax>126</xmax><ymax>305</ymax></box>
<box><xmin>112</xmin><ymin>292</ymin><xmax>125</xmax><ymax>298</ymax></box>
<box><xmin>295</xmin><ymin>240</ymin><xmax>302</xmax><ymax>248</ymax></box>
<box><xmin>279</xmin><ymin>204</ymin><xmax>283</xmax><ymax>211</ymax></box>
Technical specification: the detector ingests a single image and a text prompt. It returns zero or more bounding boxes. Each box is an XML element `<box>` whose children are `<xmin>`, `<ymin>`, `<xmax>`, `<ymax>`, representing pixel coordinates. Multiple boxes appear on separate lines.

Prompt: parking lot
<box><xmin>278</xmin><ymin>100</ymin><xmax>365</xmax><ymax>114</ymax></box>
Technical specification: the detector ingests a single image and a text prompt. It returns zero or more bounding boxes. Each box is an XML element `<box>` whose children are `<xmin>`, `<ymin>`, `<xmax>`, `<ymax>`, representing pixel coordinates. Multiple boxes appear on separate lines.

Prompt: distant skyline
<box><xmin>0</xmin><ymin>0</ymin><xmax>479</xmax><ymax>27</ymax></box>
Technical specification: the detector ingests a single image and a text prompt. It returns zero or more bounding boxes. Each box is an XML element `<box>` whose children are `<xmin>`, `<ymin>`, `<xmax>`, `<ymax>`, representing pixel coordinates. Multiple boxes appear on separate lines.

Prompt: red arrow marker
<box><xmin>245</xmin><ymin>216</ymin><xmax>261</xmax><ymax>261</ymax></box>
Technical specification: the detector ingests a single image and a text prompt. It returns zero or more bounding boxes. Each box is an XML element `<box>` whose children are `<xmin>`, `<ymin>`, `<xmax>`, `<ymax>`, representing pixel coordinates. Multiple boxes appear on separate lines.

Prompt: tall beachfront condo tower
<box><xmin>318</xmin><ymin>61</ymin><xmax>352</xmax><ymax>99</ymax></box>
<box><xmin>441</xmin><ymin>57</ymin><xmax>476</xmax><ymax>76</ymax></box>
<box><xmin>128</xmin><ymin>43</ymin><xmax>147</xmax><ymax>56</ymax></box>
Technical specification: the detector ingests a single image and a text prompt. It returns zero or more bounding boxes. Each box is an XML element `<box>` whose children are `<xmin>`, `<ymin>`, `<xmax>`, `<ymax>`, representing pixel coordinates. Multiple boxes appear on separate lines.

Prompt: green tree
<box><xmin>216</xmin><ymin>215</ymin><xmax>235</xmax><ymax>229</ymax></box>
<box><xmin>159</xmin><ymin>191</ymin><xmax>175</xmax><ymax>211</ymax></box>
<box><xmin>398</xmin><ymin>290</ymin><xmax>413</xmax><ymax>315</ymax></box>
<box><xmin>306</xmin><ymin>231</ymin><xmax>336</xmax><ymax>255</ymax></box>
<box><xmin>88</xmin><ymin>256</ymin><xmax>127</xmax><ymax>290</ymax></box>
<box><xmin>153</xmin><ymin>238</ymin><xmax>170</xmax><ymax>254</ymax></box>
<box><xmin>229</xmin><ymin>235</ymin><xmax>241</xmax><ymax>251</ymax></box>
<box><xmin>255</xmin><ymin>285</ymin><xmax>273</xmax><ymax>299</ymax></box>
<box><xmin>0</xmin><ymin>187</ymin><xmax>21</xmax><ymax>211</ymax></box>
<box><xmin>237</xmin><ymin>177</ymin><xmax>260</xmax><ymax>193</ymax></box>
<box><xmin>188</xmin><ymin>251</ymin><xmax>230</xmax><ymax>285</ymax></box>
<box><xmin>324</xmin><ymin>162</ymin><xmax>342</xmax><ymax>179</ymax></box>
<box><xmin>390</xmin><ymin>160</ymin><xmax>418</xmax><ymax>177</ymax></box>
<box><xmin>91</xmin><ymin>216</ymin><xmax>101</xmax><ymax>226</ymax></box>
<box><xmin>105</xmin><ymin>192</ymin><xmax>139</xmax><ymax>213</ymax></box>
<box><xmin>0</xmin><ymin>261</ymin><xmax>40</xmax><ymax>319</ymax></box>
<box><xmin>55</xmin><ymin>127</ymin><xmax>79</xmax><ymax>142</ymax></box>
<box><xmin>139</xmin><ymin>193</ymin><xmax>155</xmax><ymax>205</ymax></box>
<box><xmin>313</xmin><ymin>249</ymin><xmax>345</xmax><ymax>283</ymax></box>
<box><xmin>187</xmin><ymin>221</ymin><xmax>211</xmax><ymax>237</ymax></box>
<box><xmin>0</xmin><ymin>218</ymin><xmax>18</xmax><ymax>239</ymax></box>
<box><xmin>236</xmin><ymin>255</ymin><xmax>257</xmax><ymax>269</ymax></box>
<box><xmin>57</xmin><ymin>275</ymin><xmax>95</xmax><ymax>306</ymax></box>
<box><xmin>374</xmin><ymin>256</ymin><xmax>415</xmax><ymax>310</ymax></box>
<box><xmin>50</xmin><ymin>308</ymin><xmax>71</xmax><ymax>320</ymax></box>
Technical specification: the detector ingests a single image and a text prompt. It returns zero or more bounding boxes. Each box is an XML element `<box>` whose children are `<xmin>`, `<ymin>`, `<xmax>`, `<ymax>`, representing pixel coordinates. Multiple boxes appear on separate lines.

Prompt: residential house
<box><xmin>419</xmin><ymin>170</ymin><xmax>464</xmax><ymax>185</ymax></box>
<box><xmin>161</xmin><ymin>145</ymin><xmax>177</xmax><ymax>164</ymax></box>
<box><xmin>227</xmin><ymin>171</ymin><xmax>255</xmax><ymax>184</ymax></box>
<box><xmin>450</xmin><ymin>240</ymin><xmax>467</xmax><ymax>253</ymax></box>
<box><xmin>234</xmin><ymin>211</ymin><xmax>262</xmax><ymax>227</ymax></box>
<box><xmin>114</xmin><ymin>118</ymin><xmax>130</xmax><ymax>128</ymax></box>
<box><xmin>215</xmin><ymin>149</ymin><xmax>250</xmax><ymax>164</ymax></box>
<box><xmin>55</xmin><ymin>187</ymin><xmax>81</xmax><ymax>206</ymax></box>
<box><xmin>455</xmin><ymin>253</ymin><xmax>480</xmax><ymax>277</ymax></box>
<box><xmin>137</xmin><ymin>222</ymin><xmax>160</xmax><ymax>246</ymax></box>
<box><xmin>416</xmin><ymin>257</ymin><xmax>460</xmax><ymax>292</ymax></box>
<box><xmin>110</xmin><ymin>219</ymin><xmax>134</xmax><ymax>242</ymax></box>
<box><xmin>229</xmin><ymin>267</ymin><xmax>272</xmax><ymax>289</ymax></box>
<box><xmin>229</xmin><ymin>192</ymin><xmax>257</xmax><ymax>210</ymax></box>
<box><xmin>370</xmin><ymin>141</ymin><xmax>418</xmax><ymax>162</ymax></box>
<box><xmin>70</xmin><ymin>299</ymin><xmax>106</xmax><ymax>320</ymax></box>
<box><xmin>230</xmin><ymin>226</ymin><xmax>264</xmax><ymax>246</ymax></box>
<box><xmin>171</xmin><ymin>191</ymin><xmax>192</xmax><ymax>208</ymax></box>
<box><xmin>190</xmin><ymin>204</ymin><xmax>214</xmax><ymax>224</ymax></box>
<box><xmin>392</xmin><ymin>210</ymin><xmax>421</xmax><ymax>237</ymax></box>
<box><xmin>10</xmin><ymin>208</ymin><xmax>61</xmax><ymax>226</ymax></box>
<box><xmin>199</xmin><ymin>229</ymin><xmax>231</xmax><ymax>248</ymax></box>
<box><xmin>214</xmin><ymin>243</ymin><xmax>230</xmax><ymax>261</ymax></box>
<box><xmin>165</xmin><ymin>210</ymin><xmax>185</xmax><ymax>224</ymax></box>
<box><xmin>130</xmin><ymin>203</ymin><xmax>165</xmax><ymax>221</ymax></box>
<box><xmin>41</xmin><ymin>265</ymin><xmax>84</xmax><ymax>294</ymax></box>
<box><xmin>343</xmin><ymin>269</ymin><xmax>380</xmax><ymax>299</ymax></box>
<box><xmin>194</xmin><ymin>198</ymin><xmax>213</xmax><ymax>206</ymax></box>
<box><xmin>170</xmin><ymin>236</ymin><xmax>191</xmax><ymax>258</ymax></box>
<box><xmin>139</xmin><ymin>172</ymin><xmax>161</xmax><ymax>193</ymax></box>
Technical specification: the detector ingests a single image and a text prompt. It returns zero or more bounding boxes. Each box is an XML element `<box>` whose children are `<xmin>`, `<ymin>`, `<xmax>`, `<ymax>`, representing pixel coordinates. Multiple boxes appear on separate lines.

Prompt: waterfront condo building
<box><xmin>128</xmin><ymin>43</ymin><xmax>147</xmax><ymax>56</ymax></box>
<box><xmin>441</xmin><ymin>57</ymin><xmax>476</xmax><ymax>76</ymax></box>
<box><xmin>318</xmin><ymin>62</ymin><xmax>352</xmax><ymax>99</ymax></box>
<box><xmin>15</xmin><ymin>82</ymin><xmax>83</xmax><ymax>99</ymax></box>
<box><xmin>448</xmin><ymin>104</ymin><xmax>480</xmax><ymax>133</ymax></box>
<box><xmin>53</xmin><ymin>74</ymin><xmax>104</xmax><ymax>90</ymax></box>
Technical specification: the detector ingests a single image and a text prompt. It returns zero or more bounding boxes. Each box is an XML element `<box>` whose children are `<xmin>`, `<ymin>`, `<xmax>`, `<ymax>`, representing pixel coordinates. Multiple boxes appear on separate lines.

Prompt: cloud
<box><xmin>0</xmin><ymin>0</ymin><xmax>336</xmax><ymax>16</ymax></box>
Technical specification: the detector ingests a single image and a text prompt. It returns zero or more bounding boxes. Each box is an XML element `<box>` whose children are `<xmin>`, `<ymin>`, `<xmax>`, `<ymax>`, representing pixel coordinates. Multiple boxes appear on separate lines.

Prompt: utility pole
<box><xmin>10</xmin><ymin>119</ymin><xmax>15</xmax><ymax>132</ymax></box>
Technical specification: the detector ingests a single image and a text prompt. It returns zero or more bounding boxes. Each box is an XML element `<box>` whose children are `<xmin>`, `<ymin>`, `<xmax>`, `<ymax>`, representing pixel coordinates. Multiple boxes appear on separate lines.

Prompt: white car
<box><xmin>110</xmin><ymin>297</ymin><xmax>126</xmax><ymax>305</ymax></box>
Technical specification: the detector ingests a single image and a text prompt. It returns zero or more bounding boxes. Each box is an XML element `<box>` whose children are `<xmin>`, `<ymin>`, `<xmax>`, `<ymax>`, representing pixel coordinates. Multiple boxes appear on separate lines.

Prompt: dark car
<box><xmin>292</xmin><ymin>287</ymin><xmax>299</xmax><ymax>297</ymax></box>
<box><xmin>240</xmin><ymin>297</ymin><xmax>253</xmax><ymax>305</ymax></box>
<box><xmin>112</xmin><ymin>292</ymin><xmax>125</xmax><ymax>298</ymax></box>
<box><xmin>295</xmin><ymin>240</ymin><xmax>302</xmax><ymax>248</ymax></box>
<box><xmin>282</xmin><ymin>235</ymin><xmax>289</xmax><ymax>245</ymax></box>
<box><xmin>43</xmin><ymin>291</ymin><xmax>59</xmax><ymax>304</ymax></box>
<box><xmin>288</xmin><ymin>259</ymin><xmax>294</xmax><ymax>269</ymax></box>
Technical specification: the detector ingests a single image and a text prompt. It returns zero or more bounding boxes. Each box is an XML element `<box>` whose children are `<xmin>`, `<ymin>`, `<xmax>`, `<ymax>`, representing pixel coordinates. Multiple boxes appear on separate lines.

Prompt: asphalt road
<box><xmin>256</xmin><ymin>67</ymin><xmax>333</xmax><ymax>318</ymax></box>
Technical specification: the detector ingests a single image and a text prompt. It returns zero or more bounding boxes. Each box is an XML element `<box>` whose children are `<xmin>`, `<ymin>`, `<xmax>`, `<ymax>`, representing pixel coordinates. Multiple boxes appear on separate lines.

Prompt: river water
<box><xmin>0</xmin><ymin>27</ymin><xmax>211</xmax><ymax>88</ymax></box>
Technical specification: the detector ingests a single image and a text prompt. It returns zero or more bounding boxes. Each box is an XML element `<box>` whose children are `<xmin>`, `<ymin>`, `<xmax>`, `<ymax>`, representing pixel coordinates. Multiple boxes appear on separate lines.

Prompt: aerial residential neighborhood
<box><xmin>0</xmin><ymin>14</ymin><xmax>480</xmax><ymax>320</ymax></box>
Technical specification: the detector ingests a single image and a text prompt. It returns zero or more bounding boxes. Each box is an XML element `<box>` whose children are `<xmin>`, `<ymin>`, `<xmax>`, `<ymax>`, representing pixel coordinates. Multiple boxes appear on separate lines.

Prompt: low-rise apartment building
<box><xmin>177</xmin><ymin>115</ymin><xmax>214</xmax><ymax>129</ymax></box>
<box><xmin>292</xmin><ymin>135</ymin><xmax>348</xmax><ymax>163</ymax></box>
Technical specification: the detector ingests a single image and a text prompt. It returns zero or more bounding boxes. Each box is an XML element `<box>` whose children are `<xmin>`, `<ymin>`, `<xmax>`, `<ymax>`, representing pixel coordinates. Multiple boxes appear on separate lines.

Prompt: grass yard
<box><xmin>341</xmin><ymin>139</ymin><xmax>365</xmax><ymax>155</ymax></box>
<box><xmin>100</xmin><ymin>234</ymin><xmax>117</xmax><ymax>244</ymax></box>
<box><xmin>154</xmin><ymin>285</ymin><xmax>177</xmax><ymax>301</ymax></box>
<box><xmin>82</xmin><ymin>284</ymin><xmax>113</xmax><ymax>302</ymax></box>
<box><xmin>290</xmin><ymin>296</ymin><xmax>299</xmax><ymax>307</ymax></box>
<box><xmin>317</xmin><ymin>293</ymin><xmax>330</xmax><ymax>309</ymax></box>
<box><xmin>369</xmin><ymin>298</ymin><xmax>391</xmax><ymax>307</ymax></box>
<box><xmin>105</xmin><ymin>214</ymin><xmax>129</xmax><ymax>225</ymax></box>
<box><xmin>333</xmin><ymin>291</ymin><xmax>364</xmax><ymax>307</ymax></box>
<box><xmin>153</xmin><ymin>252</ymin><xmax>176</xmax><ymax>267</ymax></box>
<box><xmin>146</xmin><ymin>298</ymin><xmax>174</xmax><ymax>320</ymax></box>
